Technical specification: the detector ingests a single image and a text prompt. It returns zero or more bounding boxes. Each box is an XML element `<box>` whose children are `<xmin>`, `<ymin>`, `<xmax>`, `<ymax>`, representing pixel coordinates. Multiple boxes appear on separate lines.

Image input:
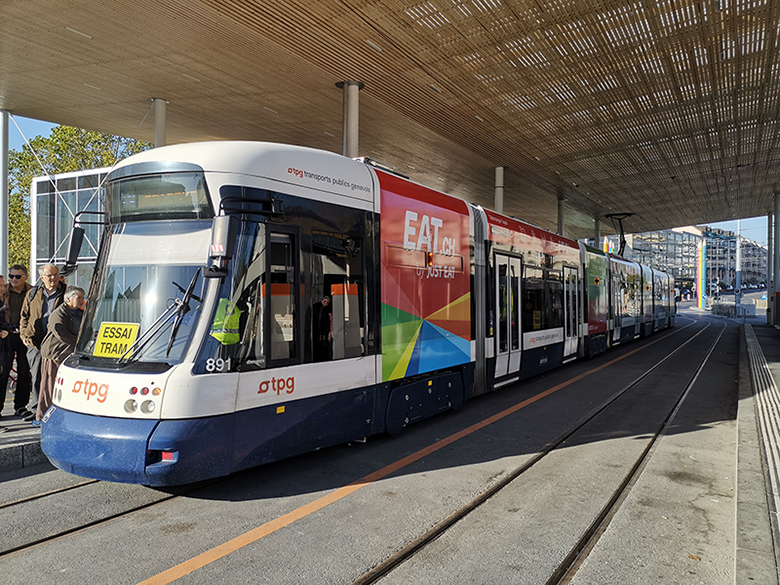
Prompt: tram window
<box><xmin>522</xmin><ymin>267</ymin><xmax>544</xmax><ymax>331</ymax></box>
<box><xmin>614</xmin><ymin>266</ymin><xmax>629</xmax><ymax>315</ymax></box>
<box><xmin>522</xmin><ymin>266</ymin><xmax>563</xmax><ymax>331</ymax></box>
<box><xmin>549</xmin><ymin>279</ymin><xmax>563</xmax><ymax>328</ymax></box>
<box><xmin>510</xmin><ymin>263</ymin><xmax>520</xmax><ymax>351</ymax></box>
<box><xmin>311</xmin><ymin>232</ymin><xmax>364</xmax><ymax>362</ymax></box>
<box><xmin>210</xmin><ymin>228</ymin><xmax>299</xmax><ymax>369</ymax></box>
<box><xmin>108</xmin><ymin>173</ymin><xmax>212</xmax><ymax>223</ymax></box>
<box><xmin>219</xmin><ymin>223</ymin><xmax>266</xmax><ymax>369</ymax></box>
<box><xmin>498</xmin><ymin>263</ymin><xmax>508</xmax><ymax>352</ymax></box>
<box><xmin>270</xmin><ymin>234</ymin><xmax>296</xmax><ymax>361</ymax></box>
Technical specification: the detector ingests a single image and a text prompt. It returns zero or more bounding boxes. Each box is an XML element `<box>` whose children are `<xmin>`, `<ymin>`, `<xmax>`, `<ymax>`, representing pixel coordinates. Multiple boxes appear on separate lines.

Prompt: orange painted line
<box><xmin>139</xmin><ymin>324</ymin><xmax>689</xmax><ymax>585</ymax></box>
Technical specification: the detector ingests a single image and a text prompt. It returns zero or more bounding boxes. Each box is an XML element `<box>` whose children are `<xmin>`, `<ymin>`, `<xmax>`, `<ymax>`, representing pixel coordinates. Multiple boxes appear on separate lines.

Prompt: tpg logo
<box><xmin>258</xmin><ymin>376</ymin><xmax>295</xmax><ymax>395</ymax></box>
<box><xmin>72</xmin><ymin>378</ymin><xmax>109</xmax><ymax>403</ymax></box>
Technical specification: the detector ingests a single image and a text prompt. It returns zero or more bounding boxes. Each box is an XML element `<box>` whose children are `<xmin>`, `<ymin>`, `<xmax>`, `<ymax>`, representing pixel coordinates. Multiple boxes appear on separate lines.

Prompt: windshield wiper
<box><xmin>117</xmin><ymin>269</ymin><xmax>201</xmax><ymax>363</ymax></box>
<box><xmin>171</xmin><ymin>280</ymin><xmax>203</xmax><ymax>303</ymax></box>
<box><xmin>166</xmin><ymin>270</ymin><xmax>201</xmax><ymax>357</ymax></box>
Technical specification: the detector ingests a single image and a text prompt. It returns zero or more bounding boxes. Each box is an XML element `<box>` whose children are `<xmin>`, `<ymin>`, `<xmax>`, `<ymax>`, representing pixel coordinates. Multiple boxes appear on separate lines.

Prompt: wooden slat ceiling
<box><xmin>1</xmin><ymin>0</ymin><xmax>778</xmax><ymax>239</ymax></box>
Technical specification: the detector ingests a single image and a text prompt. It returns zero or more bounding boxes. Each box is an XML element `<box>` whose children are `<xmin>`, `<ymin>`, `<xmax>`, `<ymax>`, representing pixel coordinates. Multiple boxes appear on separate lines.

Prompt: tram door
<box><xmin>495</xmin><ymin>254</ymin><xmax>521</xmax><ymax>378</ymax></box>
<box><xmin>563</xmin><ymin>266</ymin><xmax>580</xmax><ymax>360</ymax></box>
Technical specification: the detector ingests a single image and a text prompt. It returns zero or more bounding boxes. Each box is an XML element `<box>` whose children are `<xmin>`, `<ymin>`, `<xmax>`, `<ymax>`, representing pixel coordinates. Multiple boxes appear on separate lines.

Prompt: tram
<box><xmin>40</xmin><ymin>142</ymin><xmax>675</xmax><ymax>486</ymax></box>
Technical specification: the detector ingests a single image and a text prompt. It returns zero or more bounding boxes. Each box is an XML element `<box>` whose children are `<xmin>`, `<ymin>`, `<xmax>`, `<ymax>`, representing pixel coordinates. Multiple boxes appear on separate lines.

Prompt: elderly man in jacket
<box><xmin>19</xmin><ymin>264</ymin><xmax>66</xmax><ymax>422</ymax></box>
<box><xmin>34</xmin><ymin>286</ymin><xmax>85</xmax><ymax>424</ymax></box>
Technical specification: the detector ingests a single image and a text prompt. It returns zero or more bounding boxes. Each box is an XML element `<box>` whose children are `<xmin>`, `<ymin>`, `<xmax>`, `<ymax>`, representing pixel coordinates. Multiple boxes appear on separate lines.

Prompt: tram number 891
<box><xmin>205</xmin><ymin>358</ymin><xmax>232</xmax><ymax>372</ymax></box>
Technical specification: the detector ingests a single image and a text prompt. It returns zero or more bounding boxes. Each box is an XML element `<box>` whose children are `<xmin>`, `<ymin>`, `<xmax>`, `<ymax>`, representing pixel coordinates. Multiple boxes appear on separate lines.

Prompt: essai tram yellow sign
<box><xmin>94</xmin><ymin>322</ymin><xmax>140</xmax><ymax>358</ymax></box>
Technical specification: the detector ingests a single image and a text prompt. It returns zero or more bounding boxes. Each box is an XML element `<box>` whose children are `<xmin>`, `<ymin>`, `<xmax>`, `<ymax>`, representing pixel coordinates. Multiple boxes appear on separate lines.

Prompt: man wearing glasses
<box><xmin>19</xmin><ymin>264</ymin><xmax>66</xmax><ymax>423</ymax></box>
<box><xmin>0</xmin><ymin>265</ymin><xmax>33</xmax><ymax>419</ymax></box>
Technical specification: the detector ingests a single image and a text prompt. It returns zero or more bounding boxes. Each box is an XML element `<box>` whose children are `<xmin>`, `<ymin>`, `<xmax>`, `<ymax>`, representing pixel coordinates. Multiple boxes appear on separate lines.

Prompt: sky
<box><xmin>5</xmin><ymin>116</ymin><xmax>773</xmax><ymax>246</ymax></box>
<box><xmin>707</xmin><ymin>216</ymin><xmax>768</xmax><ymax>246</ymax></box>
<box><xmin>8</xmin><ymin>115</ymin><xmax>56</xmax><ymax>152</ymax></box>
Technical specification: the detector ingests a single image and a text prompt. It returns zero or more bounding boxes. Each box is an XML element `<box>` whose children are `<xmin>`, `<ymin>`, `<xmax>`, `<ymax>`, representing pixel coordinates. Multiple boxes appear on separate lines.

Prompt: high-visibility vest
<box><xmin>210</xmin><ymin>298</ymin><xmax>240</xmax><ymax>345</ymax></box>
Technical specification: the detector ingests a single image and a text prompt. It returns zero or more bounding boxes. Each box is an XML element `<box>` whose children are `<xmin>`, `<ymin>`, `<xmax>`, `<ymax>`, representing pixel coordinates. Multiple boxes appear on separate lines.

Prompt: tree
<box><xmin>9</xmin><ymin>125</ymin><xmax>151</xmax><ymax>268</ymax></box>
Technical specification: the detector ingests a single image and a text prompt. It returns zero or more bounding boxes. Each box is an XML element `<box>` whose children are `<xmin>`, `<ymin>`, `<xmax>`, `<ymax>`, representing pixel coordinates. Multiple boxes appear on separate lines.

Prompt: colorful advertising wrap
<box><xmin>379</xmin><ymin>173</ymin><xmax>472</xmax><ymax>381</ymax></box>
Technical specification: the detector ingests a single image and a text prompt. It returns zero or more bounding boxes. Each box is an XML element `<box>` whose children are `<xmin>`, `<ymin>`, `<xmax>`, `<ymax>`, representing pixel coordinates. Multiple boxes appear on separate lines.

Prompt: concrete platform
<box><xmin>0</xmin><ymin>401</ymin><xmax>48</xmax><ymax>473</ymax></box>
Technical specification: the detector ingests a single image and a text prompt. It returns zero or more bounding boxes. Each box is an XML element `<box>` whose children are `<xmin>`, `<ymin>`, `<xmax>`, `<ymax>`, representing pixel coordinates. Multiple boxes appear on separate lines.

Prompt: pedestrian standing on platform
<box><xmin>0</xmin><ymin>264</ymin><xmax>33</xmax><ymax>419</ymax></box>
<box><xmin>34</xmin><ymin>286</ymin><xmax>84</xmax><ymax>425</ymax></box>
<box><xmin>19</xmin><ymin>264</ymin><xmax>66</xmax><ymax>422</ymax></box>
<box><xmin>0</xmin><ymin>275</ymin><xmax>14</xmax><ymax>432</ymax></box>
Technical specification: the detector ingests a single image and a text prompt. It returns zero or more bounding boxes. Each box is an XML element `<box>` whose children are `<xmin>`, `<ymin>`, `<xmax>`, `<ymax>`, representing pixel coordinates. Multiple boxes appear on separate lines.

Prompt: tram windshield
<box><xmin>107</xmin><ymin>172</ymin><xmax>212</xmax><ymax>223</ymax></box>
<box><xmin>76</xmin><ymin>220</ymin><xmax>211</xmax><ymax>365</ymax></box>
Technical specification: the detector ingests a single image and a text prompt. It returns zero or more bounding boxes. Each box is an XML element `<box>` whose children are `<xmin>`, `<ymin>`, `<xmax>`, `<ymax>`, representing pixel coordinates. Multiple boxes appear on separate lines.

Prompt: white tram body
<box><xmin>41</xmin><ymin>142</ymin><xmax>675</xmax><ymax>485</ymax></box>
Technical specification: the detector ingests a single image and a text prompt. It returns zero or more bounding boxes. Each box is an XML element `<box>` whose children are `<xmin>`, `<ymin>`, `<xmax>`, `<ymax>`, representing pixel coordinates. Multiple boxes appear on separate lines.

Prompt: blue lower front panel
<box><xmin>41</xmin><ymin>408</ymin><xmax>160</xmax><ymax>484</ymax></box>
<box><xmin>41</xmin><ymin>407</ymin><xmax>234</xmax><ymax>486</ymax></box>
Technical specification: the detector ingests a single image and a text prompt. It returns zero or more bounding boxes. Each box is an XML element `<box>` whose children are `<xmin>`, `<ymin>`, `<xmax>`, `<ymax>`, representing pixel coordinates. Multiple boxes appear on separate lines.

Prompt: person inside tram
<box><xmin>313</xmin><ymin>295</ymin><xmax>332</xmax><ymax>362</ymax></box>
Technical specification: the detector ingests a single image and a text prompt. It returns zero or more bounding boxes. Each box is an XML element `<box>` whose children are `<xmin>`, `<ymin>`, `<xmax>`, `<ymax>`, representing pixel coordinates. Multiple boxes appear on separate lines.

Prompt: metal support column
<box><xmin>153</xmin><ymin>98</ymin><xmax>167</xmax><ymax>148</ymax></box>
<box><xmin>768</xmin><ymin>212</ymin><xmax>773</xmax><ymax>324</ymax></box>
<box><xmin>557</xmin><ymin>195</ymin><xmax>565</xmax><ymax>236</ymax></box>
<box><xmin>494</xmin><ymin>166</ymin><xmax>505</xmax><ymax>214</ymax></box>
<box><xmin>736</xmin><ymin>219</ymin><xmax>742</xmax><ymax>310</ymax></box>
<box><xmin>594</xmin><ymin>217</ymin><xmax>600</xmax><ymax>245</ymax></box>
<box><xmin>775</xmin><ymin>195</ymin><xmax>780</xmax><ymax>324</ymax></box>
<box><xmin>336</xmin><ymin>81</ymin><xmax>364</xmax><ymax>158</ymax></box>
<box><xmin>0</xmin><ymin>110</ymin><xmax>8</xmax><ymax>276</ymax></box>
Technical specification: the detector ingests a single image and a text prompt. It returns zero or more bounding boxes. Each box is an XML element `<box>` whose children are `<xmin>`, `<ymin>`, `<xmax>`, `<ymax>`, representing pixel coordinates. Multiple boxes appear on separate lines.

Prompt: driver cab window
<box><xmin>206</xmin><ymin>226</ymin><xmax>299</xmax><ymax>370</ymax></box>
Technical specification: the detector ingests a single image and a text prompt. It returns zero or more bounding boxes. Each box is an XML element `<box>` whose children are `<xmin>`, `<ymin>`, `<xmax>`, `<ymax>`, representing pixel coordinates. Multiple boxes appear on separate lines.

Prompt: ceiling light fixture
<box><xmin>475</xmin><ymin>115</ymin><xmax>484</xmax><ymax>122</ymax></box>
<box><xmin>429</xmin><ymin>84</ymin><xmax>442</xmax><ymax>93</ymax></box>
<box><xmin>66</xmin><ymin>27</ymin><xmax>92</xmax><ymax>39</ymax></box>
<box><xmin>366</xmin><ymin>40</ymin><xmax>382</xmax><ymax>52</ymax></box>
<box><xmin>182</xmin><ymin>74</ymin><xmax>201</xmax><ymax>82</ymax></box>
<box><xmin>264</xmin><ymin>107</ymin><xmax>278</xmax><ymax>114</ymax></box>
<box><xmin>83</xmin><ymin>83</ymin><xmax>101</xmax><ymax>91</ymax></box>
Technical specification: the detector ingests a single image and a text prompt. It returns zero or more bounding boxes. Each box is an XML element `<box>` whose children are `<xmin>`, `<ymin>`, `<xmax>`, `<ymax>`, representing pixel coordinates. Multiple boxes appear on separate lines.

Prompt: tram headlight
<box><xmin>140</xmin><ymin>400</ymin><xmax>155</xmax><ymax>414</ymax></box>
<box><xmin>124</xmin><ymin>399</ymin><xmax>138</xmax><ymax>413</ymax></box>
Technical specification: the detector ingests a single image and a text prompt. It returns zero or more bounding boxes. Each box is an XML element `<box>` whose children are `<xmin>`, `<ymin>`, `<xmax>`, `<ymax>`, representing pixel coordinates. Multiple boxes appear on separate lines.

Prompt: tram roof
<box><xmin>2</xmin><ymin>1</ymin><xmax>775</xmax><ymax>240</ymax></box>
<box><xmin>110</xmin><ymin>141</ymin><xmax>353</xmax><ymax>177</ymax></box>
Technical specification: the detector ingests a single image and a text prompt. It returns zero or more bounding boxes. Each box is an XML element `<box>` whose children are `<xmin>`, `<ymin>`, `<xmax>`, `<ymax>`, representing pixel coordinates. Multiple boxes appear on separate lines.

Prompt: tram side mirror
<box><xmin>205</xmin><ymin>215</ymin><xmax>237</xmax><ymax>278</ymax></box>
<box><xmin>61</xmin><ymin>226</ymin><xmax>85</xmax><ymax>277</ymax></box>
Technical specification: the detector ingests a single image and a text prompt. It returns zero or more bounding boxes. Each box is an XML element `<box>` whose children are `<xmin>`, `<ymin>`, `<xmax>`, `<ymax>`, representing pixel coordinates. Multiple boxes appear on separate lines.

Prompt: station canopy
<box><xmin>2</xmin><ymin>0</ymin><xmax>777</xmax><ymax>240</ymax></box>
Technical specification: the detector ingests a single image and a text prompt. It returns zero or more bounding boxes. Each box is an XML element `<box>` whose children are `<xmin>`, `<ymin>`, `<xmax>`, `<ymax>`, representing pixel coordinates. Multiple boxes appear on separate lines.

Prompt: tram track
<box><xmin>351</xmin><ymin>316</ymin><xmax>726</xmax><ymax>585</ymax></box>
<box><xmin>0</xmin><ymin>479</ymin><xmax>99</xmax><ymax>512</ymax></box>
<box><xmin>0</xmin><ymin>490</ymin><xmax>181</xmax><ymax>558</ymax></box>
<box><xmin>546</xmin><ymin>318</ymin><xmax>727</xmax><ymax>585</ymax></box>
<box><xmin>0</xmin><ymin>469</ymin><xmax>249</xmax><ymax>558</ymax></box>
